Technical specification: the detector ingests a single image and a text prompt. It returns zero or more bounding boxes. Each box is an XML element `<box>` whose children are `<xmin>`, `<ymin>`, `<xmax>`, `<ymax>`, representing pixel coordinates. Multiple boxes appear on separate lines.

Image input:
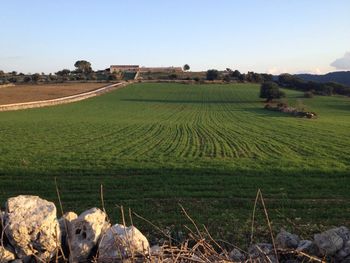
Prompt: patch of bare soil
<box><xmin>0</xmin><ymin>83</ymin><xmax>107</xmax><ymax>105</ymax></box>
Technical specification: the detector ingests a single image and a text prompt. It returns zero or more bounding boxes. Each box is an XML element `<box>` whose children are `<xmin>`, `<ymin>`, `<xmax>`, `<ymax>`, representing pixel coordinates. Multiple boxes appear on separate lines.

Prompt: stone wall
<box><xmin>0</xmin><ymin>82</ymin><xmax>127</xmax><ymax>112</ymax></box>
<box><xmin>0</xmin><ymin>83</ymin><xmax>15</xmax><ymax>89</ymax></box>
<box><xmin>1</xmin><ymin>195</ymin><xmax>350</xmax><ymax>262</ymax></box>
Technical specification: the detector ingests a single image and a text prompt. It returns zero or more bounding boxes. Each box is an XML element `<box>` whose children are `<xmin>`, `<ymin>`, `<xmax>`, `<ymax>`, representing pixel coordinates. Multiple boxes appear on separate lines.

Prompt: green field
<box><xmin>0</xmin><ymin>83</ymin><xmax>349</xmax><ymax>243</ymax></box>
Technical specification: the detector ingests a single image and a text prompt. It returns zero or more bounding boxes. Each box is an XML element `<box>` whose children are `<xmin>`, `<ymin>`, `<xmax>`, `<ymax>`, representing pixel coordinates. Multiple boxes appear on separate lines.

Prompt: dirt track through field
<box><xmin>0</xmin><ymin>82</ymin><xmax>128</xmax><ymax>111</ymax></box>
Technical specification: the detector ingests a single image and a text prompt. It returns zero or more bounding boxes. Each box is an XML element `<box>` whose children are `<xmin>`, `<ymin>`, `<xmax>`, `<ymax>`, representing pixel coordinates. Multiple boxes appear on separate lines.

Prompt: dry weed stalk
<box><xmin>250</xmin><ymin>189</ymin><xmax>278</xmax><ymax>262</ymax></box>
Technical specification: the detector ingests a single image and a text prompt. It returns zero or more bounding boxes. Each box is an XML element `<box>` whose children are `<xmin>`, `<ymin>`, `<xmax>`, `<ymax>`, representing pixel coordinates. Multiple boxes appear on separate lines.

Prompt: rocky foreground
<box><xmin>0</xmin><ymin>195</ymin><xmax>349</xmax><ymax>262</ymax></box>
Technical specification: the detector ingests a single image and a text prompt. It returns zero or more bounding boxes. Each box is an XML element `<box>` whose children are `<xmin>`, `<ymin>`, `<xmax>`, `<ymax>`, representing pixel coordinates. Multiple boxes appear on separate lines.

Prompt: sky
<box><xmin>0</xmin><ymin>0</ymin><xmax>350</xmax><ymax>74</ymax></box>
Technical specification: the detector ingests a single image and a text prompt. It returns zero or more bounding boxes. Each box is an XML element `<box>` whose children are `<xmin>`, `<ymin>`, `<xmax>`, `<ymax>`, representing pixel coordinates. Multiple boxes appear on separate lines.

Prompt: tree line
<box><xmin>0</xmin><ymin>60</ymin><xmax>118</xmax><ymax>84</ymax></box>
<box><xmin>1</xmin><ymin>61</ymin><xmax>350</xmax><ymax>97</ymax></box>
<box><xmin>205</xmin><ymin>69</ymin><xmax>273</xmax><ymax>83</ymax></box>
<box><xmin>278</xmin><ymin>74</ymin><xmax>350</xmax><ymax>96</ymax></box>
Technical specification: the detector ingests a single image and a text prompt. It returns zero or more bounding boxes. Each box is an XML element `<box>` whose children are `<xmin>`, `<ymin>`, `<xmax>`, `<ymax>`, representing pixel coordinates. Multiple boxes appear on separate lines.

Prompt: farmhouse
<box><xmin>110</xmin><ymin>65</ymin><xmax>139</xmax><ymax>73</ymax></box>
<box><xmin>110</xmin><ymin>65</ymin><xmax>182</xmax><ymax>73</ymax></box>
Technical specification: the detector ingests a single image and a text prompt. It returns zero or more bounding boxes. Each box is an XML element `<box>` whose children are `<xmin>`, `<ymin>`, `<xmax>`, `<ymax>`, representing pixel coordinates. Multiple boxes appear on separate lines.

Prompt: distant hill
<box><xmin>296</xmin><ymin>71</ymin><xmax>350</xmax><ymax>87</ymax></box>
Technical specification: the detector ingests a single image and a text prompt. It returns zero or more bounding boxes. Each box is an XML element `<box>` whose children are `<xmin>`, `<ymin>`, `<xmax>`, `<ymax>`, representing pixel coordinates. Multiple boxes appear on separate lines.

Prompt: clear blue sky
<box><xmin>1</xmin><ymin>0</ymin><xmax>349</xmax><ymax>74</ymax></box>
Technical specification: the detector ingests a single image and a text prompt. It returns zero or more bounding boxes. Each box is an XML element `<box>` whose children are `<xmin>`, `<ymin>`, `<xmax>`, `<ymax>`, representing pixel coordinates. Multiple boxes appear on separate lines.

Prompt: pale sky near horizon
<box><xmin>1</xmin><ymin>0</ymin><xmax>350</xmax><ymax>74</ymax></box>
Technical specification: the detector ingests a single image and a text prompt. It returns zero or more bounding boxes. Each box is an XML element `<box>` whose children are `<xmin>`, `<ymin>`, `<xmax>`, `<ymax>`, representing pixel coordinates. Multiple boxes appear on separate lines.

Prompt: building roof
<box><xmin>110</xmin><ymin>65</ymin><xmax>139</xmax><ymax>68</ymax></box>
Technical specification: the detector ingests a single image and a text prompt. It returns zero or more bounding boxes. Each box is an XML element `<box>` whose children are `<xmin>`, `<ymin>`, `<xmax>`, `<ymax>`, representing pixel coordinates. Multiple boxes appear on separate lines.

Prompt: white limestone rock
<box><xmin>68</xmin><ymin>208</ymin><xmax>109</xmax><ymax>263</ymax></box>
<box><xmin>275</xmin><ymin>229</ymin><xmax>300</xmax><ymax>249</ymax></box>
<box><xmin>229</xmin><ymin>248</ymin><xmax>245</xmax><ymax>261</ymax></box>
<box><xmin>314</xmin><ymin>227</ymin><xmax>344</xmax><ymax>256</ymax></box>
<box><xmin>3</xmin><ymin>195</ymin><xmax>60</xmax><ymax>260</ymax></box>
<box><xmin>336</xmin><ymin>240</ymin><xmax>350</xmax><ymax>261</ymax></box>
<box><xmin>248</xmin><ymin>243</ymin><xmax>277</xmax><ymax>262</ymax></box>
<box><xmin>98</xmin><ymin>224</ymin><xmax>150</xmax><ymax>261</ymax></box>
<box><xmin>296</xmin><ymin>240</ymin><xmax>319</xmax><ymax>255</ymax></box>
<box><xmin>334</xmin><ymin>226</ymin><xmax>350</xmax><ymax>242</ymax></box>
<box><xmin>58</xmin><ymin>212</ymin><xmax>78</xmax><ymax>255</ymax></box>
<box><xmin>0</xmin><ymin>246</ymin><xmax>15</xmax><ymax>262</ymax></box>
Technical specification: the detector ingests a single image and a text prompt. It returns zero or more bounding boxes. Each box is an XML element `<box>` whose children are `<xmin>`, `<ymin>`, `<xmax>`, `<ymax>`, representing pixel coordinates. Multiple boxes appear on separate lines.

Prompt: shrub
<box><xmin>277</xmin><ymin>102</ymin><xmax>288</xmax><ymax>108</ymax></box>
<box><xmin>304</xmin><ymin>91</ymin><xmax>314</xmax><ymax>98</ymax></box>
<box><xmin>32</xmin><ymin>73</ymin><xmax>41</xmax><ymax>83</ymax></box>
<box><xmin>206</xmin><ymin>69</ymin><xmax>219</xmax><ymax>81</ymax></box>
<box><xmin>23</xmin><ymin>76</ymin><xmax>31</xmax><ymax>83</ymax></box>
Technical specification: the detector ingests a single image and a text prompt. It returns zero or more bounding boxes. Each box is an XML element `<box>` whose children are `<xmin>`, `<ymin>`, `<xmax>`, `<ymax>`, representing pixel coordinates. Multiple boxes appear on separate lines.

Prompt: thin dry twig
<box><xmin>250</xmin><ymin>189</ymin><xmax>260</xmax><ymax>245</ymax></box>
<box><xmin>202</xmin><ymin>224</ymin><xmax>228</xmax><ymax>258</ymax></box>
<box><xmin>100</xmin><ymin>184</ymin><xmax>106</xmax><ymax>215</ymax></box>
<box><xmin>54</xmin><ymin>177</ymin><xmax>69</xmax><ymax>262</ymax></box>
<box><xmin>179</xmin><ymin>203</ymin><xmax>203</xmax><ymax>240</ymax></box>
<box><xmin>131</xmin><ymin>210</ymin><xmax>176</xmax><ymax>242</ymax></box>
<box><xmin>258</xmin><ymin>190</ymin><xmax>278</xmax><ymax>262</ymax></box>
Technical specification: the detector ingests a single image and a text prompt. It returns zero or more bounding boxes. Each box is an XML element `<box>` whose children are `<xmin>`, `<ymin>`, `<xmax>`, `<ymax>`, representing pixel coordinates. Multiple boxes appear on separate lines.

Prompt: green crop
<box><xmin>0</xmin><ymin>83</ymin><xmax>349</xmax><ymax>243</ymax></box>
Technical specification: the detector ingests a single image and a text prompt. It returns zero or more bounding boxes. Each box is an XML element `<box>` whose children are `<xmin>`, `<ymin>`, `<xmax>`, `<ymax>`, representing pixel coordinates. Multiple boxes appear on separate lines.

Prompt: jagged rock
<box><xmin>336</xmin><ymin>240</ymin><xmax>350</xmax><ymax>261</ymax></box>
<box><xmin>334</xmin><ymin>226</ymin><xmax>350</xmax><ymax>242</ymax></box>
<box><xmin>275</xmin><ymin>229</ymin><xmax>300</xmax><ymax>249</ymax></box>
<box><xmin>248</xmin><ymin>243</ymin><xmax>277</xmax><ymax>262</ymax></box>
<box><xmin>296</xmin><ymin>240</ymin><xmax>319</xmax><ymax>256</ymax></box>
<box><xmin>59</xmin><ymin>211</ymin><xmax>78</xmax><ymax>239</ymax></box>
<box><xmin>314</xmin><ymin>227</ymin><xmax>344</xmax><ymax>256</ymax></box>
<box><xmin>3</xmin><ymin>195</ymin><xmax>60</xmax><ymax>260</ymax></box>
<box><xmin>0</xmin><ymin>246</ymin><xmax>15</xmax><ymax>262</ymax></box>
<box><xmin>58</xmin><ymin>212</ymin><xmax>78</xmax><ymax>227</ymax></box>
<box><xmin>98</xmin><ymin>224</ymin><xmax>149</xmax><ymax>261</ymax></box>
<box><xmin>10</xmin><ymin>256</ymin><xmax>32</xmax><ymax>263</ymax></box>
<box><xmin>68</xmin><ymin>208</ymin><xmax>110</xmax><ymax>263</ymax></box>
<box><xmin>229</xmin><ymin>248</ymin><xmax>245</xmax><ymax>261</ymax></box>
<box><xmin>58</xmin><ymin>212</ymin><xmax>78</xmax><ymax>256</ymax></box>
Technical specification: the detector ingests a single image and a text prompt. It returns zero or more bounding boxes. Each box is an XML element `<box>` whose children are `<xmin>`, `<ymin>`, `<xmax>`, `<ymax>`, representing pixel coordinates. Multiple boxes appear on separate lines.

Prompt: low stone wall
<box><xmin>0</xmin><ymin>83</ymin><xmax>15</xmax><ymax>89</ymax></box>
<box><xmin>1</xmin><ymin>195</ymin><xmax>349</xmax><ymax>262</ymax></box>
<box><xmin>0</xmin><ymin>82</ymin><xmax>128</xmax><ymax>112</ymax></box>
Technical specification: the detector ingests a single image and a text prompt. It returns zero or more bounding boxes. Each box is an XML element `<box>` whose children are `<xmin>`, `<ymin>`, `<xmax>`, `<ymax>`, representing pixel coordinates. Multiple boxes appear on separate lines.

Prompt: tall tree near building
<box><xmin>74</xmin><ymin>60</ymin><xmax>92</xmax><ymax>74</ymax></box>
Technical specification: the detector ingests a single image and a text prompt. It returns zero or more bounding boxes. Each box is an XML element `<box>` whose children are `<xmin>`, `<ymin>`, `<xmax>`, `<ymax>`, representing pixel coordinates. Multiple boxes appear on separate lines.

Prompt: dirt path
<box><xmin>0</xmin><ymin>82</ymin><xmax>130</xmax><ymax>112</ymax></box>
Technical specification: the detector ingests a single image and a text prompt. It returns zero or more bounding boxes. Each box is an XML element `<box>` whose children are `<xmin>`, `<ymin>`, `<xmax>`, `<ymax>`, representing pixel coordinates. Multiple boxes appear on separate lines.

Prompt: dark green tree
<box><xmin>206</xmin><ymin>69</ymin><xmax>219</xmax><ymax>81</ymax></box>
<box><xmin>74</xmin><ymin>60</ymin><xmax>92</xmax><ymax>74</ymax></box>
<box><xmin>260</xmin><ymin>82</ymin><xmax>285</xmax><ymax>102</ymax></box>
<box><xmin>23</xmin><ymin>76</ymin><xmax>31</xmax><ymax>83</ymax></box>
<box><xmin>55</xmin><ymin>69</ymin><xmax>71</xmax><ymax>77</ymax></box>
<box><xmin>231</xmin><ymin>70</ymin><xmax>242</xmax><ymax>80</ymax></box>
<box><xmin>32</xmin><ymin>73</ymin><xmax>41</xmax><ymax>83</ymax></box>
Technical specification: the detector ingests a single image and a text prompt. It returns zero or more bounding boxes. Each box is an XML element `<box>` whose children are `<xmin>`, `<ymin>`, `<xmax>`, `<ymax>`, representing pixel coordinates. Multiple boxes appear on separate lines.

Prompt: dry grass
<box><xmin>0</xmin><ymin>82</ymin><xmax>107</xmax><ymax>105</ymax></box>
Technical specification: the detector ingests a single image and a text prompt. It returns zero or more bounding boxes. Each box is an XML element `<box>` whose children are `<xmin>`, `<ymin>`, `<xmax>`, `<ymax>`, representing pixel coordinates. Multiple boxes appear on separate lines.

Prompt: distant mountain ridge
<box><xmin>295</xmin><ymin>71</ymin><xmax>350</xmax><ymax>87</ymax></box>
